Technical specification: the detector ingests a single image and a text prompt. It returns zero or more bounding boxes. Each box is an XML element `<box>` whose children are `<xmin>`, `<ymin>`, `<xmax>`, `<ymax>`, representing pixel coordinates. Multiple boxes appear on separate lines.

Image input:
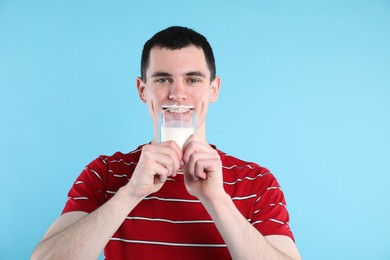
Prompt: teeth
<box><xmin>162</xmin><ymin>105</ymin><xmax>194</xmax><ymax>113</ymax></box>
<box><xmin>170</xmin><ymin>108</ymin><xmax>187</xmax><ymax>113</ymax></box>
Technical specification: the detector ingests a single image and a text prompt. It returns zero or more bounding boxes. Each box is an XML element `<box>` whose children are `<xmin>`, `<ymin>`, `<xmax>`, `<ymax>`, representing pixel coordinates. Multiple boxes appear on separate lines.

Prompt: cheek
<box><xmin>195</xmin><ymin>92</ymin><xmax>211</xmax><ymax>115</ymax></box>
<box><xmin>190</xmin><ymin>87</ymin><xmax>210</xmax><ymax>101</ymax></box>
<box><xmin>146</xmin><ymin>89</ymin><xmax>168</xmax><ymax>114</ymax></box>
<box><xmin>147</xmin><ymin>88</ymin><xmax>166</xmax><ymax>102</ymax></box>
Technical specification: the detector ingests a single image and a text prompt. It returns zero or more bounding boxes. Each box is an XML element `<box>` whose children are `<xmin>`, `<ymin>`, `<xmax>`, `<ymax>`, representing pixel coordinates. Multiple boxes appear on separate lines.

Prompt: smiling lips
<box><xmin>161</xmin><ymin>105</ymin><xmax>195</xmax><ymax>124</ymax></box>
<box><xmin>161</xmin><ymin>104</ymin><xmax>195</xmax><ymax>113</ymax></box>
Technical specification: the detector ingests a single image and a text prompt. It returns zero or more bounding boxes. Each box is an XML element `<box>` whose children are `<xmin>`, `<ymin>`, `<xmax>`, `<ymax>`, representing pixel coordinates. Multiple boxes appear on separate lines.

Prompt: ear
<box><xmin>209</xmin><ymin>76</ymin><xmax>221</xmax><ymax>102</ymax></box>
<box><xmin>136</xmin><ymin>77</ymin><xmax>147</xmax><ymax>103</ymax></box>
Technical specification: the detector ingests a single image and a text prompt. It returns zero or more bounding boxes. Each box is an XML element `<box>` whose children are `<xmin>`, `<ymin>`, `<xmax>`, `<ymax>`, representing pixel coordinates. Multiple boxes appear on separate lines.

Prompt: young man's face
<box><xmin>137</xmin><ymin>45</ymin><xmax>220</xmax><ymax>141</ymax></box>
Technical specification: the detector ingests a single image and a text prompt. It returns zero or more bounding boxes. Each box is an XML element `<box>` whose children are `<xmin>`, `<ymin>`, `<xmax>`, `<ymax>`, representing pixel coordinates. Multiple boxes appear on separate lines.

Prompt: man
<box><xmin>32</xmin><ymin>26</ymin><xmax>301</xmax><ymax>259</ymax></box>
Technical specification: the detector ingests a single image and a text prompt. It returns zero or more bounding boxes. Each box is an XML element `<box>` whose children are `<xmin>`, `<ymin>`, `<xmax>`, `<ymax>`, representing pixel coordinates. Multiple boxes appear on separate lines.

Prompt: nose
<box><xmin>168</xmin><ymin>81</ymin><xmax>187</xmax><ymax>101</ymax></box>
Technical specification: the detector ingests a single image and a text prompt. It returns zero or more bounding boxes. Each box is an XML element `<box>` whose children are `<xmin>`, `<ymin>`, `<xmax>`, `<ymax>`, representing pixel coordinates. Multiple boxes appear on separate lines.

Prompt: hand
<box><xmin>127</xmin><ymin>141</ymin><xmax>182</xmax><ymax>198</ymax></box>
<box><xmin>182</xmin><ymin>135</ymin><xmax>225</xmax><ymax>202</ymax></box>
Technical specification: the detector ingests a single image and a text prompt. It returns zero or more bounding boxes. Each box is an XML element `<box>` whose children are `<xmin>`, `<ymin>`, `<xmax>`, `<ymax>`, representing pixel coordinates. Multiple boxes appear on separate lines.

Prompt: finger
<box><xmin>131</xmin><ymin>157</ymin><xmax>169</xmax><ymax>195</ymax></box>
<box><xmin>152</xmin><ymin>161</ymin><xmax>169</xmax><ymax>184</ymax></box>
<box><xmin>182</xmin><ymin>140</ymin><xmax>212</xmax><ymax>165</ymax></box>
<box><xmin>160</xmin><ymin>141</ymin><xmax>183</xmax><ymax>173</ymax></box>
<box><xmin>194</xmin><ymin>158</ymin><xmax>221</xmax><ymax>180</ymax></box>
<box><xmin>161</xmin><ymin>140</ymin><xmax>183</xmax><ymax>161</ymax></box>
<box><xmin>186</xmin><ymin>152</ymin><xmax>220</xmax><ymax>180</ymax></box>
<box><xmin>144</xmin><ymin>143</ymin><xmax>181</xmax><ymax>175</ymax></box>
<box><xmin>154</xmin><ymin>154</ymin><xmax>176</xmax><ymax>176</ymax></box>
<box><xmin>182</xmin><ymin>134</ymin><xmax>198</xmax><ymax>151</ymax></box>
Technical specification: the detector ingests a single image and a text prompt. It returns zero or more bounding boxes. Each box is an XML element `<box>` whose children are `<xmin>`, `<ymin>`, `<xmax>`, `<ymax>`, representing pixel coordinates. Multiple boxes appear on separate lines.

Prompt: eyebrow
<box><xmin>186</xmin><ymin>71</ymin><xmax>207</xmax><ymax>78</ymax></box>
<box><xmin>151</xmin><ymin>72</ymin><xmax>172</xmax><ymax>78</ymax></box>
<box><xmin>151</xmin><ymin>71</ymin><xmax>207</xmax><ymax>78</ymax></box>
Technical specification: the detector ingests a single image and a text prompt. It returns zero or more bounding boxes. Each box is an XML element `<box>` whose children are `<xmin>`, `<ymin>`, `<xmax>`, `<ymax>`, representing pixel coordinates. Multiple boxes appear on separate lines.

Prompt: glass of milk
<box><xmin>160</xmin><ymin>105</ymin><xmax>197</xmax><ymax>149</ymax></box>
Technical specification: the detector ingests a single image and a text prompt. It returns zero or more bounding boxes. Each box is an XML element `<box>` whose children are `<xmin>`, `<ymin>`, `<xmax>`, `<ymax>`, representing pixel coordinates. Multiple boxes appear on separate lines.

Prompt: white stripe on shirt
<box><xmin>223</xmin><ymin>172</ymin><xmax>270</xmax><ymax>185</ymax></box>
<box><xmin>143</xmin><ymin>196</ymin><xmax>200</xmax><ymax>203</ymax></box>
<box><xmin>89</xmin><ymin>168</ymin><xmax>103</xmax><ymax>182</ymax></box>
<box><xmin>110</xmin><ymin>237</ymin><xmax>227</xmax><ymax>248</ymax></box>
<box><xmin>126</xmin><ymin>216</ymin><xmax>214</xmax><ymax>224</ymax></box>
<box><xmin>222</xmin><ymin>164</ymin><xmax>255</xmax><ymax>170</ymax></box>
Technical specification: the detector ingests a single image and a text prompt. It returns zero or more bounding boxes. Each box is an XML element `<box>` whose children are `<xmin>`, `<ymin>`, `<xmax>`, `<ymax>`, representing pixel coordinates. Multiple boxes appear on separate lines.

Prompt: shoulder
<box><xmin>83</xmin><ymin>145</ymin><xmax>145</xmax><ymax>177</ymax></box>
<box><xmin>214</xmin><ymin>147</ymin><xmax>285</xmax><ymax>207</ymax></box>
<box><xmin>213</xmin><ymin>145</ymin><xmax>270</xmax><ymax>175</ymax></box>
<box><xmin>94</xmin><ymin>145</ymin><xmax>144</xmax><ymax>166</ymax></box>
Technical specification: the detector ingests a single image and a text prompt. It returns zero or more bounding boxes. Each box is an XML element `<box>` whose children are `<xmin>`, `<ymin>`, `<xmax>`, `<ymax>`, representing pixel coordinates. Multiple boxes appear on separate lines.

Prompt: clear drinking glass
<box><xmin>160</xmin><ymin>105</ymin><xmax>197</xmax><ymax>149</ymax></box>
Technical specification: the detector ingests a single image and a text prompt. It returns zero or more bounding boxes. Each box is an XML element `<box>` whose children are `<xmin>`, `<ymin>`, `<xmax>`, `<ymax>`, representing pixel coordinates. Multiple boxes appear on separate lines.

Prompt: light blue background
<box><xmin>1</xmin><ymin>0</ymin><xmax>389</xmax><ymax>259</ymax></box>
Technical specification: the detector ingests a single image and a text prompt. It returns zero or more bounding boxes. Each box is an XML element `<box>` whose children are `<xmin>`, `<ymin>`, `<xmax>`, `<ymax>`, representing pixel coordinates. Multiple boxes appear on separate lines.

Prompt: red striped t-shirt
<box><xmin>63</xmin><ymin>144</ymin><xmax>294</xmax><ymax>259</ymax></box>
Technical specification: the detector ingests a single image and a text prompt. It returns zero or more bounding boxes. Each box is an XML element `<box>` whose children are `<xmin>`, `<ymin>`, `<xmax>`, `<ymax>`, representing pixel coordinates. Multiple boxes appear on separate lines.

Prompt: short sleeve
<box><xmin>62</xmin><ymin>156</ymin><xmax>108</xmax><ymax>214</ymax></box>
<box><xmin>251</xmin><ymin>172</ymin><xmax>295</xmax><ymax>241</ymax></box>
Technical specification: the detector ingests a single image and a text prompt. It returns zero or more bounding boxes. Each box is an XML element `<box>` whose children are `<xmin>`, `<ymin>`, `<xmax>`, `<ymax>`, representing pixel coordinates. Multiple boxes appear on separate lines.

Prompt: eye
<box><xmin>187</xmin><ymin>78</ymin><xmax>201</xmax><ymax>84</ymax></box>
<box><xmin>155</xmin><ymin>78</ymin><xmax>171</xmax><ymax>84</ymax></box>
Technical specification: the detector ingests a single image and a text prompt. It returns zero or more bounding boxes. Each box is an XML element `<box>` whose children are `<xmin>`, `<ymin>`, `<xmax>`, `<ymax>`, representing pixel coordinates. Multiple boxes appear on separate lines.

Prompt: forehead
<box><xmin>147</xmin><ymin>45</ymin><xmax>210</xmax><ymax>77</ymax></box>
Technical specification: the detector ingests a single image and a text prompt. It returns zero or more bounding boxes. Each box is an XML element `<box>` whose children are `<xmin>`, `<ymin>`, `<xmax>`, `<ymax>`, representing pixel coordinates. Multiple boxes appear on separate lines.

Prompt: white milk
<box><xmin>161</xmin><ymin>126</ymin><xmax>195</xmax><ymax>149</ymax></box>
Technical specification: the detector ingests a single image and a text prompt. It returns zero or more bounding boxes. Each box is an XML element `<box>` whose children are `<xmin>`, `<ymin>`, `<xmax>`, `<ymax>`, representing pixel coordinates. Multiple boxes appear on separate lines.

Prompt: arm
<box><xmin>31</xmin><ymin>187</ymin><xmax>143</xmax><ymax>260</ymax></box>
<box><xmin>31</xmin><ymin>142</ymin><xmax>182</xmax><ymax>259</ymax></box>
<box><xmin>201</xmin><ymin>192</ymin><xmax>301</xmax><ymax>259</ymax></box>
<box><xmin>182</xmin><ymin>136</ymin><xmax>301</xmax><ymax>260</ymax></box>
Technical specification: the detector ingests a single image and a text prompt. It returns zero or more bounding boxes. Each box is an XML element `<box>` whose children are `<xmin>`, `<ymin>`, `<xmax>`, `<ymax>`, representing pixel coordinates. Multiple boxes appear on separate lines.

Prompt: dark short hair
<box><xmin>141</xmin><ymin>26</ymin><xmax>216</xmax><ymax>82</ymax></box>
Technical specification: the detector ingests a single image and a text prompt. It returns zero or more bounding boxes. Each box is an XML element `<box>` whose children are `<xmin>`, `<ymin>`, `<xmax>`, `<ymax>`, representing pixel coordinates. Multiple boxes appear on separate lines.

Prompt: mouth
<box><xmin>161</xmin><ymin>104</ymin><xmax>194</xmax><ymax>113</ymax></box>
<box><xmin>161</xmin><ymin>105</ymin><xmax>195</xmax><ymax>123</ymax></box>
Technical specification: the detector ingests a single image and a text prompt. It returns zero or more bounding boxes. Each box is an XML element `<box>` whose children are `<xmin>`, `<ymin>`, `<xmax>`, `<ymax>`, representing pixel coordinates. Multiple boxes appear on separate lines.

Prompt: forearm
<box><xmin>201</xmin><ymin>193</ymin><xmax>295</xmax><ymax>260</ymax></box>
<box><xmin>31</xmin><ymin>186</ymin><xmax>142</xmax><ymax>260</ymax></box>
